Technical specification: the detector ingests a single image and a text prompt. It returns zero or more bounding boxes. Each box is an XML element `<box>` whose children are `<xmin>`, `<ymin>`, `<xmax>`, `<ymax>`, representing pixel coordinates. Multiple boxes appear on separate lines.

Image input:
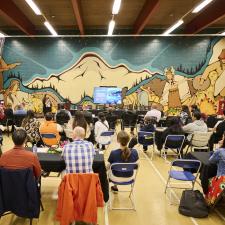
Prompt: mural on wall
<box><xmin>1</xmin><ymin>36</ymin><xmax>225</xmax><ymax>114</ymax></box>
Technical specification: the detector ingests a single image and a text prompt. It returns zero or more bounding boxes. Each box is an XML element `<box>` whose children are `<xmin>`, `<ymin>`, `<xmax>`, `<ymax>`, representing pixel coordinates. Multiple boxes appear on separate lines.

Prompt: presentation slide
<box><xmin>93</xmin><ymin>87</ymin><xmax>122</xmax><ymax>104</ymax></box>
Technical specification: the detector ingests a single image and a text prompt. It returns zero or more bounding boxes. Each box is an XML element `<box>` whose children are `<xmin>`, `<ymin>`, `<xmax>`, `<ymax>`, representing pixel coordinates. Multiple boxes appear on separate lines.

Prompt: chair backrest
<box><xmin>191</xmin><ymin>132</ymin><xmax>212</xmax><ymax>147</ymax></box>
<box><xmin>14</xmin><ymin>114</ymin><xmax>26</xmax><ymax>127</ymax></box>
<box><xmin>138</xmin><ymin>131</ymin><xmax>154</xmax><ymax>146</ymax></box>
<box><xmin>164</xmin><ymin>135</ymin><xmax>185</xmax><ymax>149</ymax></box>
<box><xmin>40</xmin><ymin>133</ymin><xmax>59</xmax><ymax>147</ymax></box>
<box><xmin>0</xmin><ymin>167</ymin><xmax>40</xmax><ymax>218</ymax></box>
<box><xmin>171</xmin><ymin>159</ymin><xmax>201</xmax><ymax>174</ymax></box>
<box><xmin>109</xmin><ymin>163</ymin><xmax>139</xmax><ymax>183</ymax></box>
<box><xmin>100</xmin><ymin>130</ymin><xmax>115</xmax><ymax>137</ymax></box>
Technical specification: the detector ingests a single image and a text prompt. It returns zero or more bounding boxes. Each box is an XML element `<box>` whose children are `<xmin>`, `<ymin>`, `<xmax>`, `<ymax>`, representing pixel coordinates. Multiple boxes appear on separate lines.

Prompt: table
<box><xmin>185</xmin><ymin>152</ymin><xmax>217</xmax><ymax>194</ymax></box>
<box><xmin>37</xmin><ymin>151</ymin><xmax>109</xmax><ymax>202</ymax></box>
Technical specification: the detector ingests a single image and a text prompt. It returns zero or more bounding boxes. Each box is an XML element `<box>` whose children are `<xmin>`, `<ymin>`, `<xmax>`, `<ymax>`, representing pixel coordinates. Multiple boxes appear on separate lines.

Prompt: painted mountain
<box><xmin>26</xmin><ymin>53</ymin><xmax>159</xmax><ymax>103</ymax></box>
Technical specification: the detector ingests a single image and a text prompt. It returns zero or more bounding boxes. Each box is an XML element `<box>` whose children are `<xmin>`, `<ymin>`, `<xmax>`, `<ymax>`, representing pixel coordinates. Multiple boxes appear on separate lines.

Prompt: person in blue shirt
<box><xmin>14</xmin><ymin>104</ymin><xmax>27</xmax><ymax>115</ymax></box>
<box><xmin>108</xmin><ymin>130</ymin><xmax>139</xmax><ymax>192</ymax></box>
<box><xmin>206</xmin><ymin>132</ymin><xmax>225</xmax><ymax>205</ymax></box>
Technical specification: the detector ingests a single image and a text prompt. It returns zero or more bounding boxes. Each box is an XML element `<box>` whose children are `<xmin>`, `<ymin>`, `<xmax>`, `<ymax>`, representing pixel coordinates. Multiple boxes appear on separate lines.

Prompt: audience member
<box><xmin>21</xmin><ymin>110</ymin><xmax>41</xmax><ymax>145</ymax></box>
<box><xmin>145</xmin><ymin>103</ymin><xmax>161</xmax><ymax>122</ymax></box>
<box><xmin>190</xmin><ymin>104</ymin><xmax>201</xmax><ymax>116</ymax></box>
<box><xmin>156</xmin><ymin>117</ymin><xmax>184</xmax><ymax>150</ymax></box>
<box><xmin>39</xmin><ymin>112</ymin><xmax>62</xmax><ymax>146</ymax></box>
<box><xmin>95</xmin><ymin>112</ymin><xmax>109</xmax><ymax>150</ymax></box>
<box><xmin>62</xmin><ymin>126</ymin><xmax>95</xmax><ymax>173</ymax></box>
<box><xmin>129</xmin><ymin>116</ymin><xmax>156</xmax><ymax>151</ymax></box>
<box><xmin>108</xmin><ymin>131</ymin><xmax>139</xmax><ymax>192</ymax></box>
<box><xmin>182</xmin><ymin>111</ymin><xmax>208</xmax><ymax>140</ymax></box>
<box><xmin>72</xmin><ymin>110</ymin><xmax>91</xmax><ymax>139</ymax></box>
<box><xmin>0</xmin><ymin>129</ymin><xmax>41</xmax><ymax>178</ymax></box>
<box><xmin>55</xmin><ymin>103</ymin><xmax>71</xmax><ymax>125</ymax></box>
<box><xmin>180</xmin><ymin>105</ymin><xmax>191</xmax><ymax>125</ymax></box>
<box><xmin>208</xmin><ymin>110</ymin><xmax>225</xmax><ymax>151</ymax></box>
<box><xmin>205</xmin><ymin>132</ymin><xmax>225</xmax><ymax>206</ymax></box>
<box><xmin>4</xmin><ymin>103</ymin><xmax>14</xmax><ymax>119</ymax></box>
<box><xmin>14</xmin><ymin>104</ymin><xmax>27</xmax><ymax>115</ymax></box>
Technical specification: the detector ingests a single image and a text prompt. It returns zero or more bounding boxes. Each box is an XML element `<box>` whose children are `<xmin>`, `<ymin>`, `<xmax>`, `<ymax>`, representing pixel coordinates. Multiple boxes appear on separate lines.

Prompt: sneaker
<box><xmin>111</xmin><ymin>186</ymin><xmax>119</xmax><ymax>192</ymax></box>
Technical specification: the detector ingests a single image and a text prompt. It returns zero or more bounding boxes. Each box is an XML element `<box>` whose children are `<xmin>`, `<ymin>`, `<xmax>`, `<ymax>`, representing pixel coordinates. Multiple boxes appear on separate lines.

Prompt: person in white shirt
<box><xmin>145</xmin><ymin>103</ymin><xmax>161</xmax><ymax>122</ymax></box>
<box><xmin>95</xmin><ymin>112</ymin><xmax>110</xmax><ymax>150</ymax></box>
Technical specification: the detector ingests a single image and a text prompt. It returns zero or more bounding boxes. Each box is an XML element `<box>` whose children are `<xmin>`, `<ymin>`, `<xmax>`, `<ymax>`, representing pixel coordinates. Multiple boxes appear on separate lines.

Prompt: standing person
<box><xmin>62</xmin><ymin>126</ymin><xmax>95</xmax><ymax>173</ymax></box>
<box><xmin>108</xmin><ymin>131</ymin><xmax>139</xmax><ymax>192</ymax></box>
<box><xmin>21</xmin><ymin>110</ymin><xmax>41</xmax><ymax>145</ymax></box>
<box><xmin>42</xmin><ymin>95</ymin><xmax>52</xmax><ymax>114</ymax></box>
<box><xmin>145</xmin><ymin>103</ymin><xmax>161</xmax><ymax>123</ymax></box>
<box><xmin>95</xmin><ymin>112</ymin><xmax>109</xmax><ymax>150</ymax></box>
<box><xmin>190</xmin><ymin>104</ymin><xmax>201</xmax><ymax>116</ymax></box>
<box><xmin>180</xmin><ymin>105</ymin><xmax>192</xmax><ymax>125</ymax></box>
<box><xmin>0</xmin><ymin>129</ymin><xmax>41</xmax><ymax>178</ymax></box>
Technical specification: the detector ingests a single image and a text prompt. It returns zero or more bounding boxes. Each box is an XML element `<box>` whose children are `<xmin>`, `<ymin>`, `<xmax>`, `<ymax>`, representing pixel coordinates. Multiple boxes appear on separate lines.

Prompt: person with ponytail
<box><xmin>108</xmin><ymin>130</ymin><xmax>139</xmax><ymax>192</ymax></box>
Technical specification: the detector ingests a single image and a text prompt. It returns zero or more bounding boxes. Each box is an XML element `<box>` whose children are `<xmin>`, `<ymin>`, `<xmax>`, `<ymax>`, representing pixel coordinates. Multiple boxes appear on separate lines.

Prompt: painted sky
<box><xmin>2</xmin><ymin>36</ymin><xmax>221</xmax><ymax>83</ymax></box>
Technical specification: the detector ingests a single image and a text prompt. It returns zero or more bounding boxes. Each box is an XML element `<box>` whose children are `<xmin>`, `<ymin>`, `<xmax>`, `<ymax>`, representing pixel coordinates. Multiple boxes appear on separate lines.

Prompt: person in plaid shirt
<box><xmin>62</xmin><ymin>126</ymin><xmax>95</xmax><ymax>173</ymax></box>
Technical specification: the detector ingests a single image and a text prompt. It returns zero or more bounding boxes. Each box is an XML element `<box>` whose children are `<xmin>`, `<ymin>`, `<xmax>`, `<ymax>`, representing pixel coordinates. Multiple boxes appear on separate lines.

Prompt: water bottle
<box><xmin>33</xmin><ymin>144</ymin><xmax>37</xmax><ymax>154</ymax></box>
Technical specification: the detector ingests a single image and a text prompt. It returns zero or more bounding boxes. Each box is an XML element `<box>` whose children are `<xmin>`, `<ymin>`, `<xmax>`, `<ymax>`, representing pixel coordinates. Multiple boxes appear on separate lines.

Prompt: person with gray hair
<box><xmin>62</xmin><ymin>126</ymin><xmax>95</xmax><ymax>173</ymax></box>
<box><xmin>144</xmin><ymin>103</ymin><xmax>161</xmax><ymax>122</ymax></box>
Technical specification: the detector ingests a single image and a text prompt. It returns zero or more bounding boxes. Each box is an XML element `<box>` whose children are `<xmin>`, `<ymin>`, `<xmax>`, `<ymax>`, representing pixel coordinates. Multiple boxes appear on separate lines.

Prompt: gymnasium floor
<box><xmin>0</xmin><ymin>131</ymin><xmax>225</xmax><ymax>225</ymax></box>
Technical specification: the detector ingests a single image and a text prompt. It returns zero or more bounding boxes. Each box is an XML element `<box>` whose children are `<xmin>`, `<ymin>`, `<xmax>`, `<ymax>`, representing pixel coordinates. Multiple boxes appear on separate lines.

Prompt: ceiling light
<box><xmin>163</xmin><ymin>20</ymin><xmax>184</xmax><ymax>35</ymax></box>
<box><xmin>221</xmin><ymin>31</ymin><xmax>225</xmax><ymax>35</ymax></box>
<box><xmin>25</xmin><ymin>0</ymin><xmax>42</xmax><ymax>15</ymax></box>
<box><xmin>44</xmin><ymin>21</ymin><xmax>58</xmax><ymax>36</ymax></box>
<box><xmin>112</xmin><ymin>0</ymin><xmax>121</xmax><ymax>15</ymax></box>
<box><xmin>0</xmin><ymin>32</ymin><xmax>5</xmax><ymax>37</ymax></box>
<box><xmin>108</xmin><ymin>20</ymin><xmax>115</xmax><ymax>36</ymax></box>
<box><xmin>192</xmin><ymin>0</ymin><xmax>213</xmax><ymax>13</ymax></box>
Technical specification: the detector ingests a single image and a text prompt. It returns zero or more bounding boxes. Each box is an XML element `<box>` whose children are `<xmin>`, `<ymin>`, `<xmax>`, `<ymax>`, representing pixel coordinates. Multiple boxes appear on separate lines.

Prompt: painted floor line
<box><xmin>141</xmin><ymin>152</ymin><xmax>199</xmax><ymax>225</ymax></box>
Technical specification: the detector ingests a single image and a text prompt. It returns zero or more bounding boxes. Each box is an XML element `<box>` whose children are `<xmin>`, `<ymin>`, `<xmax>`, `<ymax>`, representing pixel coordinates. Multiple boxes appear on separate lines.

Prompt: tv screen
<box><xmin>93</xmin><ymin>87</ymin><xmax>122</xmax><ymax>104</ymax></box>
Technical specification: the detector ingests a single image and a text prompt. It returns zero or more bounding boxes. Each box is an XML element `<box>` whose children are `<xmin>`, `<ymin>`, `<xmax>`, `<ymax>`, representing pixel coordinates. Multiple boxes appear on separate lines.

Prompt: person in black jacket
<box><xmin>208</xmin><ymin>110</ymin><xmax>225</xmax><ymax>151</ymax></box>
<box><xmin>156</xmin><ymin>116</ymin><xmax>185</xmax><ymax>150</ymax></box>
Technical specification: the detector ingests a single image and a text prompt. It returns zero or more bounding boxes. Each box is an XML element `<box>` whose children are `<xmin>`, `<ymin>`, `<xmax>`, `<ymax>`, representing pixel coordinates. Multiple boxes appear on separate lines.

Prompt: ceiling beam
<box><xmin>184</xmin><ymin>0</ymin><xmax>225</xmax><ymax>34</ymax></box>
<box><xmin>133</xmin><ymin>0</ymin><xmax>159</xmax><ymax>35</ymax></box>
<box><xmin>71</xmin><ymin>0</ymin><xmax>84</xmax><ymax>35</ymax></box>
<box><xmin>0</xmin><ymin>0</ymin><xmax>36</xmax><ymax>35</ymax></box>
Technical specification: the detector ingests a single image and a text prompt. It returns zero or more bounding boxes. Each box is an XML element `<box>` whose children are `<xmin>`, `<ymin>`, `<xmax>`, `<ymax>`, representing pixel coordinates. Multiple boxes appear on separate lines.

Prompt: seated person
<box><xmin>208</xmin><ymin>110</ymin><xmax>225</xmax><ymax>151</ymax></box>
<box><xmin>129</xmin><ymin>116</ymin><xmax>156</xmax><ymax>152</ymax></box>
<box><xmin>205</xmin><ymin>132</ymin><xmax>225</xmax><ymax>206</ymax></box>
<box><xmin>156</xmin><ymin>117</ymin><xmax>185</xmax><ymax>150</ymax></box>
<box><xmin>21</xmin><ymin>110</ymin><xmax>41</xmax><ymax>146</ymax></box>
<box><xmin>62</xmin><ymin>126</ymin><xmax>95</xmax><ymax>173</ymax></box>
<box><xmin>95</xmin><ymin>112</ymin><xmax>110</xmax><ymax>150</ymax></box>
<box><xmin>39</xmin><ymin>112</ymin><xmax>62</xmax><ymax>146</ymax></box>
<box><xmin>182</xmin><ymin>112</ymin><xmax>208</xmax><ymax>141</ymax></box>
<box><xmin>180</xmin><ymin>105</ymin><xmax>192</xmax><ymax>125</ymax></box>
<box><xmin>55</xmin><ymin>103</ymin><xmax>71</xmax><ymax>125</ymax></box>
<box><xmin>108</xmin><ymin>130</ymin><xmax>139</xmax><ymax>192</ymax></box>
<box><xmin>0</xmin><ymin>129</ymin><xmax>41</xmax><ymax>178</ymax></box>
<box><xmin>14</xmin><ymin>104</ymin><xmax>27</xmax><ymax>115</ymax></box>
<box><xmin>145</xmin><ymin>103</ymin><xmax>161</xmax><ymax>123</ymax></box>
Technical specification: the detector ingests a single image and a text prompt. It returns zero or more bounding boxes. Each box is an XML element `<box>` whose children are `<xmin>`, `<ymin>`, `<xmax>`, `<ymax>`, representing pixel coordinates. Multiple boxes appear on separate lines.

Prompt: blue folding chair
<box><xmin>161</xmin><ymin>135</ymin><xmax>185</xmax><ymax>161</ymax></box>
<box><xmin>108</xmin><ymin>163</ymin><xmax>139</xmax><ymax>210</ymax></box>
<box><xmin>138</xmin><ymin>131</ymin><xmax>155</xmax><ymax>159</ymax></box>
<box><xmin>97</xmin><ymin>130</ymin><xmax>115</xmax><ymax>150</ymax></box>
<box><xmin>165</xmin><ymin>159</ymin><xmax>201</xmax><ymax>203</ymax></box>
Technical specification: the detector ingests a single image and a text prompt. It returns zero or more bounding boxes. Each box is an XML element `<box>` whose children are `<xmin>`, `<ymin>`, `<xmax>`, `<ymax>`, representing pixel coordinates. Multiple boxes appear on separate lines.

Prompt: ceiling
<box><xmin>0</xmin><ymin>0</ymin><xmax>225</xmax><ymax>35</ymax></box>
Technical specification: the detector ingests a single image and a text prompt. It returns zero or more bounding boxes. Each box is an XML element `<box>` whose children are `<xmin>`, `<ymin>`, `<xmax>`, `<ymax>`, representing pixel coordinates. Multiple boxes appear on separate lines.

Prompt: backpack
<box><xmin>179</xmin><ymin>190</ymin><xmax>209</xmax><ymax>218</ymax></box>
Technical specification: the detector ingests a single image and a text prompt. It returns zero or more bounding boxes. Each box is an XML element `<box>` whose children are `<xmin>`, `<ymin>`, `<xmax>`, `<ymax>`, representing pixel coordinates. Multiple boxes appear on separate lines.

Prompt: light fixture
<box><xmin>192</xmin><ymin>0</ymin><xmax>213</xmax><ymax>13</ymax></box>
<box><xmin>163</xmin><ymin>20</ymin><xmax>184</xmax><ymax>35</ymax></box>
<box><xmin>112</xmin><ymin>0</ymin><xmax>121</xmax><ymax>15</ymax></box>
<box><xmin>108</xmin><ymin>20</ymin><xmax>115</xmax><ymax>36</ymax></box>
<box><xmin>221</xmin><ymin>31</ymin><xmax>225</xmax><ymax>35</ymax></box>
<box><xmin>25</xmin><ymin>0</ymin><xmax>42</xmax><ymax>15</ymax></box>
<box><xmin>44</xmin><ymin>21</ymin><xmax>58</xmax><ymax>36</ymax></box>
<box><xmin>0</xmin><ymin>32</ymin><xmax>5</xmax><ymax>37</ymax></box>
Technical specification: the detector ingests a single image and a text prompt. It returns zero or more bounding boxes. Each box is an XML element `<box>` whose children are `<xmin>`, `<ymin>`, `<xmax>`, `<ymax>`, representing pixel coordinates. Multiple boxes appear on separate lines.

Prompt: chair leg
<box><xmin>30</xmin><ymin>218</ymin><xmax>33</xmax><ymax>225</ymax></box>
<box><xmin>40</xmin><ymin>200</ymin><xmax>44</xmax><ymax>211</ymax></box>
<box><xmin>165</xmin><ymin>177</ymin><xmax>170</xmax><ymax>193</ymax></box>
